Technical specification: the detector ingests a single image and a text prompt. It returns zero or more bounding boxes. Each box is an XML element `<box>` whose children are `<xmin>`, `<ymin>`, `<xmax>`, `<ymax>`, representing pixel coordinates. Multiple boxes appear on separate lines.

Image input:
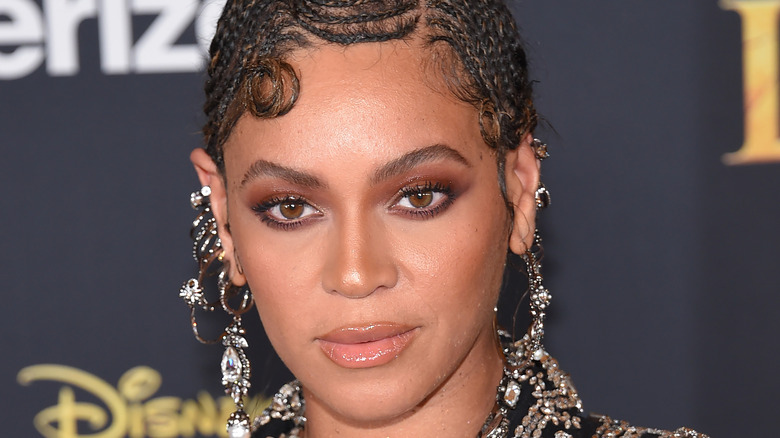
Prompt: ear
<box><xmin>190</xmin><ymin>148</ymin><xmax>247</xmax><ymax>286</ymax></box>
<box><xmin>506</xmin><ymin>134</ymin><xmax>541</xmax><ymax>255</ymax></box>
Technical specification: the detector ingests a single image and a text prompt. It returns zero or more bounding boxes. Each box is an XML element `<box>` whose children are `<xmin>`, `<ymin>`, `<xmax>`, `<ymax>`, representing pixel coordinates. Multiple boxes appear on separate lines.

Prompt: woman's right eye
<box><xmin>252</xmin><ymin>196</ymin><xmax>321</xmax><ymax>230</ymax></box>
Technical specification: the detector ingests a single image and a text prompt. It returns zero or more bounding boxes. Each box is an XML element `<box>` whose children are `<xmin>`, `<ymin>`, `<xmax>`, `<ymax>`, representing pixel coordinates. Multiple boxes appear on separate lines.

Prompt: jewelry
<box><xmin>253</xmin><ymin>381</ymin><xmax>306</xmax><ymax>436</ymax></box>
<box><xmin>180</xmin><ymin>186</ymin><xmax>255</xmax><ymax>438</ymax></box>
<box><xmin>521</xmin><ymin>230</ymin><xmax>549</xmax><ymax>362</ymax></box>
<box><xmin>220</xmin><ymin>271</ymin><xmax>254</xmax><ymax>438</ymax></box>
<box><xmin>531</xmin><ymin>138</ymin><xmax>550</xmax><ymax>210</ymax></box>
<box><xmin>534</xmin><ymin>183</ymin><xmax>551</xmax><ymax>210</ymax></box>
<box><xmin>531</xmin><ymin>138</ymin><xmax>549</xmax><ymax>161</ymax></box>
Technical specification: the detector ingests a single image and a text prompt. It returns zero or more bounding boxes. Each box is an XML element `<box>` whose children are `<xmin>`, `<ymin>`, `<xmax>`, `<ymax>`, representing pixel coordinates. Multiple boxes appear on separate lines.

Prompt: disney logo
<box><xmin>17</xmin><ymin>364</ymin><xmax>269</xmax><ymax>438</ymax></box>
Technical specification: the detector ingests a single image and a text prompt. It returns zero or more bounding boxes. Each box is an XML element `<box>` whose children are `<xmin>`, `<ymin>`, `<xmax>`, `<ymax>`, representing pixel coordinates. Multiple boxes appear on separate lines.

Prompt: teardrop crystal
<box><xmin>221</xmin><ymin>346</ymin><xmax>242</xmax><ymax>383</ymax></box>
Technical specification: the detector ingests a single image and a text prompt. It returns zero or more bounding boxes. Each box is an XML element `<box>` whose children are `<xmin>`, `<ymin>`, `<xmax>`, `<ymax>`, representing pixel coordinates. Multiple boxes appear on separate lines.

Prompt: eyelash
<box><xmin>250</xmin><ymin>181</ymin><xmax>456</xmax><ymax>230</ymax></box>
<box><xmin>394</xmin><ymin>181</ymin><xmax>455</xmax><ymax>219</ymax></box>
<box><xmin>251</xmin><ymin>196</ymin><xmax>318</xmax><ymax>231</ymax></box>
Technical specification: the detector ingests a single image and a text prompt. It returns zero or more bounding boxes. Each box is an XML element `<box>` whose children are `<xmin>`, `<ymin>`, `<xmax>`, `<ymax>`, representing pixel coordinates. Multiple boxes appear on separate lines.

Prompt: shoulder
<box><xmin>498</xmin><ymin>335</ymin><xmax>708</xmax><ymax>438</ymax></box>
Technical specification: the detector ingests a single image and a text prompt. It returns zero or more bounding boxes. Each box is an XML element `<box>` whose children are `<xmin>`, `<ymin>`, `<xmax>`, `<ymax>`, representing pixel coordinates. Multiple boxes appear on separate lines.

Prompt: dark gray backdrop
<box><xmin>3</xmin><ymin>1</ymin><xmax>778</xmax><ymax>437</ymax></box>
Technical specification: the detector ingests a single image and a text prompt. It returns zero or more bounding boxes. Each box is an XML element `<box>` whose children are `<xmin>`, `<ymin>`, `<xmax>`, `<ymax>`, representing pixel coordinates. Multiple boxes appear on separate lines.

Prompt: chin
<box><xmin>310</xmin><ymin>380</ymin><xmax>429</xmax><ymax>426</ymax></box>
<box><xmin>300</xmin><ymin>357</ymin><xmax>444</xmax><ymax>426</ymax></box>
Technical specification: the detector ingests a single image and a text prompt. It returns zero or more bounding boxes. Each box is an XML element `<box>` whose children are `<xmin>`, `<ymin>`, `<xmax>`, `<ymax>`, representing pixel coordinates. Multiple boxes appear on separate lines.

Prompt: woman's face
<box><xmin>193</xmin><ymin>40</ymin><xmax>539</xmax><ymax>427</ymax></box>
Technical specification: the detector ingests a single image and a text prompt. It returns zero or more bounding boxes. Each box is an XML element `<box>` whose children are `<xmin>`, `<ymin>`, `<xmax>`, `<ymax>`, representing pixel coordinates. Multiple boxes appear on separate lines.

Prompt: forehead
<box><xmin>223</xmin><ymin>40</ymin><xmax>486</xmax><ymax>178</ymax></box>
<box><xmin>291</xmin><ymin>39</ymin><xmax>437</xmax><ymax>89</ymax></box>
<box><xmin>287</xmin><ymin>40</ymin><xmax>470</xmax><ymax>117</ymax></box>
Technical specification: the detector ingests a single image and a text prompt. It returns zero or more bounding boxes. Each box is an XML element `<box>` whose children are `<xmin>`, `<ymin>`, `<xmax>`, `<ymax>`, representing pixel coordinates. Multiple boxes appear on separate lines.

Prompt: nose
<box><xmin>321</xmin><ymin>215</ymin><xmax>398</xmax><ymax>299</ymax></box>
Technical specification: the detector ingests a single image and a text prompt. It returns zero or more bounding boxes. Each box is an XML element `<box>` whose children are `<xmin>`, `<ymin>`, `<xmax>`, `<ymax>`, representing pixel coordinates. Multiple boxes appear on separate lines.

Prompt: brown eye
<box><xmin>253</xmin><ymin>196</ymin><xmax>320</xmax><ymax>229</ymax></box>
<box><xmin>280</xmin><ymin>201</ymin><xmax>304</xmax><ymax>219</ymax></box>
<box><xmin>408</xmin><ymin>190</ymin><xmax>433</xmax><ymax>208</ymax></box>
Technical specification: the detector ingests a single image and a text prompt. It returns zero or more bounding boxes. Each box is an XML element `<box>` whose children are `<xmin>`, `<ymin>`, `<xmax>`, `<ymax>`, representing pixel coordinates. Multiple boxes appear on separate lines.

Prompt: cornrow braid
<box><xmin>203</xmin><ymin>0</ymin><xmax>537</xmax><ymax>171</ymax></box>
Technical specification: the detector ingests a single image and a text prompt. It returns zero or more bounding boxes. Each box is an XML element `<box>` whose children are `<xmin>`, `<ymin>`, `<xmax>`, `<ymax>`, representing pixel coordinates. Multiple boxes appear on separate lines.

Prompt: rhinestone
<box><xmin>221</xmin><ymin>346</ymin><xmax>242</xmax><ymax>383</ymax></box>
<box><xmin>226</xmin><ymin>423</ymin><xmax>249</xmax><ymax>438</ymax></box>
<box><xmin>229</xmin><ymin>386</ymin><xmax>244</xmax><ymax>403</ymax></box>
<box><xmin>190</xmin><ymin>192</ymin><xmax>202</xmax><ymax>208</ymax></box>
<box><xmin>227</xmin><ymin>410</ymin><xmax>250</xmax><ymax>438</ymax></box>
<box><xmin>279</xmin><ymin>383</ymin><xmax>295</xmax><ymax>400</ymax></box>
<box><xmin>291</xmin><ymin>391</ymin><xmax>302</xmax><ymax>410</ymax></box>
<box><xmin>503</xmin><ymin>380</ymin><xmax>521</xmax><ymax>408</ymax></box>
<box><xmin>179</xmin><ymin>279</ymin><xmax>203</xmax><ymax>305</ymax></box>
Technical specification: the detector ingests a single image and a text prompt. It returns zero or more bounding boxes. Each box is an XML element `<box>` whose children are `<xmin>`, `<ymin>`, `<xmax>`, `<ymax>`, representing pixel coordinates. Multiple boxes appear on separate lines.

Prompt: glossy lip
<box><xmin>316</xmin><ymin>324</ymin><xmax>419</xmax><ymax>369</ymax></box>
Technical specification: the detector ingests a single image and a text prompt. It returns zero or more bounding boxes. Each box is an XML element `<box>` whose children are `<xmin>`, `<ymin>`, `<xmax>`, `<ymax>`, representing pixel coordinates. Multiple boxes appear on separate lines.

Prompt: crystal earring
<box><xmin>522</xmin><ymin>230</ymin><xmax>550</xmax><ymax>361</ymax></box>
<box><xmin>179</xmin><ymin>186</ymin><xmax>255</xmax><ymax>438</ymax></box>
<box><xmin>535</xmin><ymin>183</ymin><xmax>551</xmax><ymax>209</ymax></box>
<box><xmin>220</xmin><ymin>270</ymin><xmax>253</xmax><ymax>438</ymax></box>
<box><xmin>525</xmin><ymin>138</ymin><xmax>550</xmax><ymax>360</ymax></box>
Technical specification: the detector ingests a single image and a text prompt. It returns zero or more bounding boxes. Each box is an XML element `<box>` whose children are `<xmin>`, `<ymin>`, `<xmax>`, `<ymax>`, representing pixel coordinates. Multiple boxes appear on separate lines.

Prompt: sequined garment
<box><xmin>251</xmin><ymin>334</ymin><xmax>708</xmax><ymax>438</ymax></box>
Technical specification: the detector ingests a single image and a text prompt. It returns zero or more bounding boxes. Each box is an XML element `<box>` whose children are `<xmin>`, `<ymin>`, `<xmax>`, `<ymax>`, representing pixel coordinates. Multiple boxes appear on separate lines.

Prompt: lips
<box><xmin>316</xmin><ymin>324</ymin><xmax>418</xmax><ymax>369</ymax></box>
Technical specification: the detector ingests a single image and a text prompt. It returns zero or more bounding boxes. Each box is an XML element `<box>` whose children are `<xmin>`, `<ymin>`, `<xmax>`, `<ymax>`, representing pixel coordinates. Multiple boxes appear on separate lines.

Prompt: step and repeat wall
<box><xmin>3</xmin><ymin>1</ymin><xmax>778</xmax><ymax>437</ymax></box>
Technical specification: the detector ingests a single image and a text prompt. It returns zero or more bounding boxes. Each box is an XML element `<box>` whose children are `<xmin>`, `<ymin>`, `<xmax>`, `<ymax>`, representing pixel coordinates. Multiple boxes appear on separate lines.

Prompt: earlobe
<box><xmin>189</xmin><ymin>148</ymin><xmax>247</xmax><ymax>286</ymax></box>
<box><xmin>505</xmin><ymin>134</ymin><xmax>541</xmax><ymax>255</ymax></box>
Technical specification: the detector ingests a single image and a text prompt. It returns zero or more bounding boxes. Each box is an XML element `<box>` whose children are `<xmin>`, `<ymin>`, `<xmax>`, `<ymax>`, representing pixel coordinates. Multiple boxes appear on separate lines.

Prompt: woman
<box><xmin>179</xmin><ymin>1</ymin><xmax>707</xmax><ymax>437</ymax></box>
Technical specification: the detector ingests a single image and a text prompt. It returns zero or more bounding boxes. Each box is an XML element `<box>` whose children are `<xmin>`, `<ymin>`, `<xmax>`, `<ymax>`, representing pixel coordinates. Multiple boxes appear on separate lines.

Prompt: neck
<box><xmin>303</xmin><ymin>326</ymin><xmax>504</xmax><ymax>438</ymax></box>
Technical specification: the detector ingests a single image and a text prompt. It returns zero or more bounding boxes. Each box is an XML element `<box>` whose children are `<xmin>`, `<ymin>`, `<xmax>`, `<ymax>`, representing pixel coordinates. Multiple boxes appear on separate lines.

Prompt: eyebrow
<box><xmin>371</xmin><ymin>144</ymin><xmax>471</xmax><ymax>184</ymax></box>
<box><xmin>240</xmin><ymin>160</ymin><xmax>326</xmax><ymax>189</ymax></box>
<box><xmin>239</xmin><ymin>144</ymin><xmax>470</xmax><ymax>189</ymax></box>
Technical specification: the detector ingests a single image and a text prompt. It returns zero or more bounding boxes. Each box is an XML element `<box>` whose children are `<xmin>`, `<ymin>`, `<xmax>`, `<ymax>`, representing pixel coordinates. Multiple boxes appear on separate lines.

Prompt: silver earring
<box><xmin>535</xmin><ymin>183</ymin><xmax>551</xmax><ymax>209</ymax></box>
<box><xmin>531</xmin><ymin>138</ymin><xmax>550</xmax><ymax>210</ymax></box>
<box><xmin>522</xmin><ymin>230</ymin><xmax>550</xmax><ymax>361</ymax></box>
<box><xmin>180</xmin><ymin>186</ymin><xmax>221</xmax><ymax>341</ymax></box>
<box><xmin>220</xmin><ymin>271</ymin><xmax>253</xmax><ymax>438</ymax></box>
<box><xmin>180</xmin><ymin>186</ymin><xmax>255</xmax><ymax>438</ymax></box>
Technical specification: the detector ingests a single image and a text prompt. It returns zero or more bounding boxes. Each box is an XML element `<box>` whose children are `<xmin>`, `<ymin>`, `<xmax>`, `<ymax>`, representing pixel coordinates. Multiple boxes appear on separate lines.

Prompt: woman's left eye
<box><xmin>394</xmin><ymin>183</ymin><xmax>454</xmax><ymax>217</ymax></box>
<box><xmin>252</xmin><ymin>197</ymin><xmax>320</xmax><ymax>229</ymax></box>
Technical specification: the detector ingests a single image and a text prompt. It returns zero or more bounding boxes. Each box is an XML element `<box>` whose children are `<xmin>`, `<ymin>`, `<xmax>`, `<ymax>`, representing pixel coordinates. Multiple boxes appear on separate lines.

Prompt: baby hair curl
<box><xmin>203</xmin><ymin>0</ymin><xmax>537</xmax><ymax>170</ymax></box>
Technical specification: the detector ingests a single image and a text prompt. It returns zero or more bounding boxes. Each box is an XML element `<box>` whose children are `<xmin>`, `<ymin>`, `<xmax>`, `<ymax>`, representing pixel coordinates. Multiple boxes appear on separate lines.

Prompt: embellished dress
<box><xmin>250</xmin><ymin>333</ymin><xmax>708</xmax><ymax>438</ymax></box>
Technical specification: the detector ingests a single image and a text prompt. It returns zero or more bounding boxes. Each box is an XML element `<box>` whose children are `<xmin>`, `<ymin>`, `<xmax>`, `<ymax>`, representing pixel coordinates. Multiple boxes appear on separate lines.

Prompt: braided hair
<box><xmin>203</xmin><ymin>0</ymin><xmax>537</xmax><ymax>171</ymax></box>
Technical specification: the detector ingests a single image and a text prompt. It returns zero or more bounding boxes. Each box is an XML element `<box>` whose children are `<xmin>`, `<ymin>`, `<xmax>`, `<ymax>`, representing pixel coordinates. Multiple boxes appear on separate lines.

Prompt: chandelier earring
<box><xmin>523</xmin><ymin>139</ymin><xmax>551</xmax><ymax>362</ymax></box>
<box><xmin>179</xmin><ymin>185</ymin><xmax>255</xmax><ymax>438</ymax></box>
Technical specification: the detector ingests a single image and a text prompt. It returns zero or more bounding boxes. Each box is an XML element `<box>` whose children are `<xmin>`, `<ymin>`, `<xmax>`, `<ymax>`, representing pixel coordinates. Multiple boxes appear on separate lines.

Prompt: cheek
<box><xmin>397</xmin><ymin>191</ymin><xmax>509</xmax><ymax>321</ymax></box>
<box><xmin>229</xmin><ymin>218</ymin><xmax>324</xmax><ymax>346</ymax></box>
